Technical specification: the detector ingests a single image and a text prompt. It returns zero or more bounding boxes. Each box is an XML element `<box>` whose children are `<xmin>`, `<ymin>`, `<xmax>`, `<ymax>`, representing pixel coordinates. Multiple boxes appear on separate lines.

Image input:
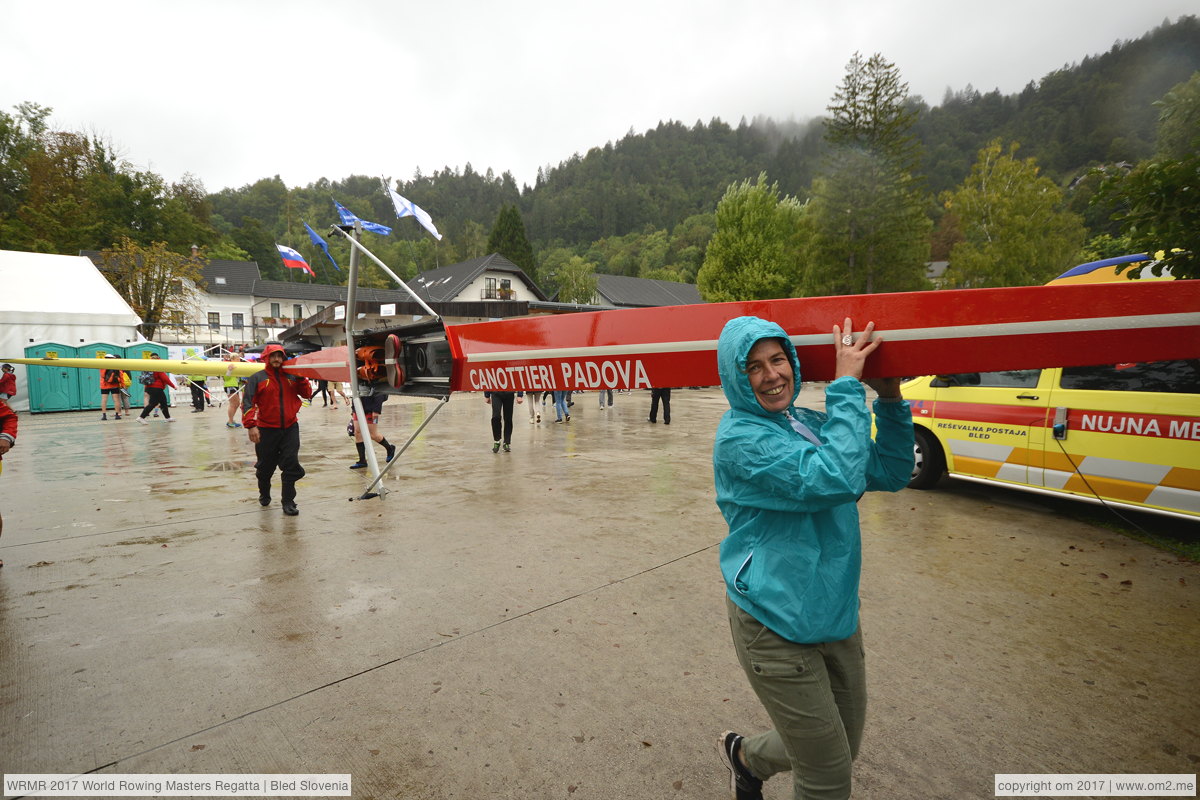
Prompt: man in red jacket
<box><xmin>136</xmin><ymin>353</ymin><xmax>177</xmax><ymax>423</ymax></box>
<box><xmin>242</xmin><ymin>344</ymin><xmax>312</xmax><ymax>516</ymax></box>
<box><xmin>0</xmin><ymin>397</ymin><xmax>16</xmax><ymax>567</ymax></box>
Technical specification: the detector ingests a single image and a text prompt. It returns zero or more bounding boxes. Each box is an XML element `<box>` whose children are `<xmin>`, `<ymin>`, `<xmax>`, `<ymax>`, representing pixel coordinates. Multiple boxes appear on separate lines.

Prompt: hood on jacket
<box><xmin>716</xmin><ymin>316</ymin><xmax>802</xmax><ymax>418</ymax></box>
<box><xmin>262</xmin><ymin>344</ymin><xmax>287</xmax><ymax>364</ymax></box>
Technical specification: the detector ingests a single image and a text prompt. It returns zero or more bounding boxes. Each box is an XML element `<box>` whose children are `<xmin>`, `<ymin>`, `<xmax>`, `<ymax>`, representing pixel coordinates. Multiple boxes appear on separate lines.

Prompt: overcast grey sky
<box><xmin>3</xmin><ymin>1</ymin><xmax>1193</xmax><ymax>195</ymax></box>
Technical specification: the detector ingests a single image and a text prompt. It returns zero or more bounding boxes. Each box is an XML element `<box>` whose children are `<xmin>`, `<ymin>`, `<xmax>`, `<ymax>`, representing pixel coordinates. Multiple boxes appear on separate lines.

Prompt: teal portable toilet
<box><xmin>79</xmin><ymin>342</ymin><xmax>123</xmax><ymax>410</ymax></box>
<box><xmin>24</xmin><ymin>343</ymin><xmax>81</xmax><ymax>413</ymax></box>
<box><xmin>123</xmin><ymin>343</ymin><xmax>169</xmax><ymax>408</ymax></box>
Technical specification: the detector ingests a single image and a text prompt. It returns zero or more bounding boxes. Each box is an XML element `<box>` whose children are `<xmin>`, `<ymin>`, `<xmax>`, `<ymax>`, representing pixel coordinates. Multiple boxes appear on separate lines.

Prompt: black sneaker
<box><xmin>717</xmin><ymin>732</ymin><xmax>763</xmax><ymax>800</ymax></box>
<box><xmin>259</xmin><ymin>495</ymin><xmax>271</xmax><ymax>507</ymax></box>
<box><xmin>349</xmin><ymin>461</ymin><xmax>367</xmax><ymax>470</ymax></box>
<box><xmin>492</xmin><ymin>441</ymin><xmax>501</xmax><ymax>453</ymax></box>
<box><xmin>282</xmin><ymin>503</ymin><xmax>299</xmax><ymax>516</ymax></box>
<box><xmin>502</xmin><ymin>443</ymin><xmax>511</xmax><ymax>452</ymax></box>
<box><xmin>385</xmin><ymin>443</ymin><xmax>396</xmax><ymax>463</ymax></box>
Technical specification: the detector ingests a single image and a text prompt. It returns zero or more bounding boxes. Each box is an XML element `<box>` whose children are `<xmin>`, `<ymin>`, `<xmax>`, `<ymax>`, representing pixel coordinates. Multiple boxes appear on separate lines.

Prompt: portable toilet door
<box><xmin>80</xmin><ymin>342</ymin><xmax>123</xmax><ymax>411</ymax></box>
<box><xmin>23</xmin><ymin>343</ymin><xmax>82</xmax><ymax>413</ymax></box>
<box><xmin>123</xmin><ymin>343</ymin><xmax>169</xmax><ymax>408</ymax></box>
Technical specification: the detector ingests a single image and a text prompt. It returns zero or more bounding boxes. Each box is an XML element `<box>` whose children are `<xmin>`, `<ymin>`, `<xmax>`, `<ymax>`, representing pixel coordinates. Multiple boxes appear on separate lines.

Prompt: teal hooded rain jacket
<box><xmin>714</xmin><ymin>316</ymin><xmax>914</xmax><ymax>644</ymax></box>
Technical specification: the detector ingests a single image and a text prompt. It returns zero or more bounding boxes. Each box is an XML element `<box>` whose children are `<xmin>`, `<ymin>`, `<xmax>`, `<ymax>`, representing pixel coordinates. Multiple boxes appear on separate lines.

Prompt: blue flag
<box><xmin>304</xmin><ymin>221</ymin><xmax>340</xmax><ymax>271</ymax></box>
<box><xmin>333</xmin><ymin>199</ymin><xmax>392</xmax><ymax>236</ymax></box>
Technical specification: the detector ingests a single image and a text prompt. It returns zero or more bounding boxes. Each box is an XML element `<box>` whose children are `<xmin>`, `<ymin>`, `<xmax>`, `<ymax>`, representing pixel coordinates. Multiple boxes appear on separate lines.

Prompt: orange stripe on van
<box><xmin>1062</xmin><ymin>474</ymin><xmax>1155</xmax><ymax>503</ymax></box>
<box><xmin>1161</xmin><ymin>467</ymin><xmax>1200</xmax><ymax>492</ymax></box>
<box><xmin>1005</xmin><ymin>447</ymin><xmax>1037</xmax><ymax>464</ymax></box>
<box><xmin>1040</xmin><ymin>451</ymin><xmax>1080</xmax><ymax>473</ymax></box>
<box><xmin>950</xmin><ymin>455</ymin><xmax>1004</xmax><ymax>478</ymax></box>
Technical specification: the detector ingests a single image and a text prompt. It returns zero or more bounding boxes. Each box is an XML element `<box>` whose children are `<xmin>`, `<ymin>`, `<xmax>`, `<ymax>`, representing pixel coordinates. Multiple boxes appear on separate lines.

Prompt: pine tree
<box><xmin>805</xmin><ymin>52</ymin><xmax>931</xmax><ymax>295</ymax></box>
<box><xmin>486</xmin><ymin>204</ymin><xmax>536</xmax><ymax>278</ymax></box>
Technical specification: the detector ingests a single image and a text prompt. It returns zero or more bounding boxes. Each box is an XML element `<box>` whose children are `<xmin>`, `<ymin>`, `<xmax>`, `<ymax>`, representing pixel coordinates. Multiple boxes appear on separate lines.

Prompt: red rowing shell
<box><xmin>447</xmin><ymin>281</ymin><xmax>1200</xmax><ymax>392</ymax></box>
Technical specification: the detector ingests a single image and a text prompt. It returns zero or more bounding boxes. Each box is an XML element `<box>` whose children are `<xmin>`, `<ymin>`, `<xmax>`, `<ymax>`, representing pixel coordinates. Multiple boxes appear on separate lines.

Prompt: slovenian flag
<box><xmin>276</xmin><ymin>244</ymin><xmax>315</xmax><ymax>277</ymax></box>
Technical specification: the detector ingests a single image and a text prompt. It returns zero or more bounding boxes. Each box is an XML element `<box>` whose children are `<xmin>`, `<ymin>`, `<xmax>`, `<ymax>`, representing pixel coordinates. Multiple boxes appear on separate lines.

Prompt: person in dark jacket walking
<box><xmin>484</xmin><ymin>391</ymin><xmax>523</xmax><ymax>452</ymax></box>
<box><xmin>136</xmin><ymin>354</ymin><xmax>176</xmax><ymax>423</ymax></box>
<box><xmin>242</xmin><ymin>344</ymin><xmax>313</xmax><ymax>516</ymax></box>
<box><xmin>648</xmin><ymin>387</ymin><xmax>672</xmax><ymax>425</ymax></box>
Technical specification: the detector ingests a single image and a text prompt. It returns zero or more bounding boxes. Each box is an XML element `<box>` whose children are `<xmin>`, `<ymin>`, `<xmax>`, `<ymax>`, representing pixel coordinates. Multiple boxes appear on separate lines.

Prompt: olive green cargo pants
<box><xmin>727</xmin><ymin>595</ymin><xmax>867</xmax><ymax>800</ymax></box>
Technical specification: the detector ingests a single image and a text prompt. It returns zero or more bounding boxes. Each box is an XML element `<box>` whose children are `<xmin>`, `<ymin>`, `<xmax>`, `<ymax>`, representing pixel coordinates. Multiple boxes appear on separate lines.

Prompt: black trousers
<box><xmin>140</xmin><ymin>387</ymin><xmax>171</xmax><ymax>419</ymax></box>
<box><xmin>255</xmin><ymin>424</ymin><xmax>305</xmax><ymax>503</ymax></box>
<box><xmin>490</xmin><ymin>392</ymin><xmax>516</xmax><ymax>444</ymax></box>
<box><xmin>650</xmin><ymin>388</ymin><xmax>672</xmax><ymax>424</ymax></box>
<box><xmin>190</xmin><ymin>381</ymin><xmax>206</xmax><ymax>410</ymax></box>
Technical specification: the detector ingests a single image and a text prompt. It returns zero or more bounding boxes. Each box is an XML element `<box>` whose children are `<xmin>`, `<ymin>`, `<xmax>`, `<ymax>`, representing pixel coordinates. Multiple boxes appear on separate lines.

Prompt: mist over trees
<box><xmin>1</xmin><ymin>16</ymin><xmax>1196</xmax><ymax>292</ymax></box>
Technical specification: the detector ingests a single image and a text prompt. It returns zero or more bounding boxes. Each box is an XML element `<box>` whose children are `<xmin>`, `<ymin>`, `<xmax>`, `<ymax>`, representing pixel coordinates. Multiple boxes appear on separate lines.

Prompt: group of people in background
<box><xmin>93</xmin><ymin>353</ymin><xmax>177</xmax><ymax>423</ymax></box>
<box><xmin>482</xmin><ymin>387</ymin><xmax>675</xmax><ymax>453</ymax></box>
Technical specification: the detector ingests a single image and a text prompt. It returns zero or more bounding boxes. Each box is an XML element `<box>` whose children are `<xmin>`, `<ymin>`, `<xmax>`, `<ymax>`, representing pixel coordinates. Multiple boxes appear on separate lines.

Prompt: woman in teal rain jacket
<box><xmin>713</xmin><ymin>315</ymin><xmax>913</xmax><ymax>800</ymax></box>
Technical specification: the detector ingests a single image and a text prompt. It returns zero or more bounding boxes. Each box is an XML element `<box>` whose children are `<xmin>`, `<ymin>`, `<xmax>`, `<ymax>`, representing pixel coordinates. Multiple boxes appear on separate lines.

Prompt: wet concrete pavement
<box><xmin>1</xmin><ymin>388</ymin><xmax>1197</xmax><ymax>799</ymax></box>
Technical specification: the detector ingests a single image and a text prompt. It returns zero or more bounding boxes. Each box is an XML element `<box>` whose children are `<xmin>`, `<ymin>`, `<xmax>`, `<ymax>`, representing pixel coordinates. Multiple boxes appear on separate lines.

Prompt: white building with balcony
<box><xmin>409</xmin><ymin>253</ymin><xmax>547</xmax><ymax>304</ymax></box>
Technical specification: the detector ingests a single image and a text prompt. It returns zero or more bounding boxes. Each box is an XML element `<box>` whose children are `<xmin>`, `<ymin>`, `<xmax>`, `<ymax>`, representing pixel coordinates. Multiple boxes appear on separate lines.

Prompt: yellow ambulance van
<box><xmin>903</xmin><ymin>254</ymin><xmax>1199</xmax><ymax>520</ymax></box>
<box><xmin>903</xmin><ymin>361</ymin><xmax>1200</xmax><ymax>520</ymax></box>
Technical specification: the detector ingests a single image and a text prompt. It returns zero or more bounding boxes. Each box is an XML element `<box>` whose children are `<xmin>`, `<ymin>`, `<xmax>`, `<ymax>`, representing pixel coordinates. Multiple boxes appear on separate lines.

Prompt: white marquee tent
<box><xmin>0</xmin><ymin>250</ymin><xmax>143</xmax><ymax>412</ymax></box>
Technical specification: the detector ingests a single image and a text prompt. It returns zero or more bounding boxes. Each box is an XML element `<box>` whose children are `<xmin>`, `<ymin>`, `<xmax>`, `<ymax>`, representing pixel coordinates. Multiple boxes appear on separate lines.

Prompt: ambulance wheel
<box><xmin>908</xmin><ymin>427</ymin><xmax>945</xmax><ymax>489</ymax></box>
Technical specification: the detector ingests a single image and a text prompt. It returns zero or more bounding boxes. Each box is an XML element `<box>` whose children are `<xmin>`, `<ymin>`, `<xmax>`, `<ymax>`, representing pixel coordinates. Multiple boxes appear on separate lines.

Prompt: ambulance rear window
<box><xmin>1060</xmin><ymin>360</ymin><xmax>1200</xmax><ymax>394</ymax></box>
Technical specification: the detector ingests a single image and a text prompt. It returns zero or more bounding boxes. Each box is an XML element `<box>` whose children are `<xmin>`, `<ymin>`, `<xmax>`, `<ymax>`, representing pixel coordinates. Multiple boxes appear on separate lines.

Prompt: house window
<box><xmin>215</xmin><ymin>277</ymin><xmax>227</xmax><ymax>285</ymax></box>
<box><xmin>316</xmin><ymin>305</ymin><xmax>325</xmax><ymax>313</ymax></box>
<box><xmin>484</xmin><ymin>277</ymin><xmax>498</xmax><ymax>300</ymax></box>
<box><xmin>232</xmin><ymin>313</ymin><xmax>244</xmax><ymax>330</ymax></box>
<box><xmin>293</xmin><ymin>304</ymin><xmax>303</xmax><ymax>319</ymax></box>
<box><xmin>270</xmin><ymin>302</ymin><xmax>280</xmax><ymax>317</ymax></box>
<box><xmin>207</xmin><ymin>312</ymin><xmax>221</xmax><ymax>331</ymax></box>
<box><xmin>499</xmin><ymin>279</ymin><xmax>514</xmax><ymax>300</ymax></box>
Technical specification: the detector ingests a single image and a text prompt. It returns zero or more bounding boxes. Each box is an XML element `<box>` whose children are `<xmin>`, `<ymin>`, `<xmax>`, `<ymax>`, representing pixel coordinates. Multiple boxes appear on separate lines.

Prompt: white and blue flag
<box><xmin>383</xmin><ymin>180</ymin><xmax>442</xmax><ymax>241</ymax></box>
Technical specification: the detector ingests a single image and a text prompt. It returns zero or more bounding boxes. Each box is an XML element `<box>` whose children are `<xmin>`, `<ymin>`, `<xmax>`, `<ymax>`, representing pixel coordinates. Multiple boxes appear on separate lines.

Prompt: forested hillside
<box><xmin>207</xmin><ymin>16</ymin><xmax>1199</xmax><ymax>286</ymax></box>
<box><xmin>1</xmin><ymin>16</ymin><xmax>1196</xmax><ymax>293</ymax></box>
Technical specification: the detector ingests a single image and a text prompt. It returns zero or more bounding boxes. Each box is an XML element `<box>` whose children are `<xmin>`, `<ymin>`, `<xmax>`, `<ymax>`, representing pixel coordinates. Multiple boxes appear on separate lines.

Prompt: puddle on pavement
<box><xmin>109</xmin><ymin>530</ymin><xmax>201</xmax><ymax>547</ymax></box>
<box><xmin>205</xmin><ymin>460</ymin><xmax>255</xmax><ymax>471</ymax></box>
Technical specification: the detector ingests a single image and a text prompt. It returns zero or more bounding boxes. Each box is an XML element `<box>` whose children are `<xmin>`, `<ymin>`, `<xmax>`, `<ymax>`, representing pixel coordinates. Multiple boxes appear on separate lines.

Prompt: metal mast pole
<box><xmin>342</xmin><ymin>221</ymin><xmax>384</xmax><ymax>494</ymax></box>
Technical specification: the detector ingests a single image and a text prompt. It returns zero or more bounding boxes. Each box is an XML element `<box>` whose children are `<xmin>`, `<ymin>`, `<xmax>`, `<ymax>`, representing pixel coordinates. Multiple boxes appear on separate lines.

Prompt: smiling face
<box><xmin>745</xmin><ymin>337</ymin><xmax>794</xmax><ymax>414</ymax></box>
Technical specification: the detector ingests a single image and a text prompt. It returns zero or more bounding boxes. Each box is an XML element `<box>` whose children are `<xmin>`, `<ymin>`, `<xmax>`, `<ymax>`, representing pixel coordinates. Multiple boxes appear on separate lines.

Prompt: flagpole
<box><xmin>342</xmin><ymin>221</ymin><xmax>385</xmax><ymax>495</ymax></box>
<box><xmin>330</xmin><ymin>227</ymin><xmax>440</xmax><ymax>321</ymax></box>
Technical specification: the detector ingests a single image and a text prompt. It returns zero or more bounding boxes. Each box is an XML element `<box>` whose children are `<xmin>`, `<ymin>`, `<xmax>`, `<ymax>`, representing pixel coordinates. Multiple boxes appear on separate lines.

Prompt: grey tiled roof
<box><xmin>595</xmin><ymin>274</ymin><xmax>701</xmax><ymax>307</ymax></box>
<box><xmin>202</xmin><ymin>259</ymin><xmax>260</xmax><ymax>294</ymax></box>
<box><xmin>254</xmin><ymin>280</ymin><xmax>421</xmax><ymax>304</ymax></box>
<box><xmin>80</xmin><ymin>251</ymin><xmax>261</xmax><ymax>295</ymax></box>
<box><xmin>411</xmin><ymin>253</ymin><xmax>548</xmax><ymax>302</ymax></box>
<box><xmin>80</xmin><ymin>250</ymin><xmax>557</xmax><ymax>307</ymax></box>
